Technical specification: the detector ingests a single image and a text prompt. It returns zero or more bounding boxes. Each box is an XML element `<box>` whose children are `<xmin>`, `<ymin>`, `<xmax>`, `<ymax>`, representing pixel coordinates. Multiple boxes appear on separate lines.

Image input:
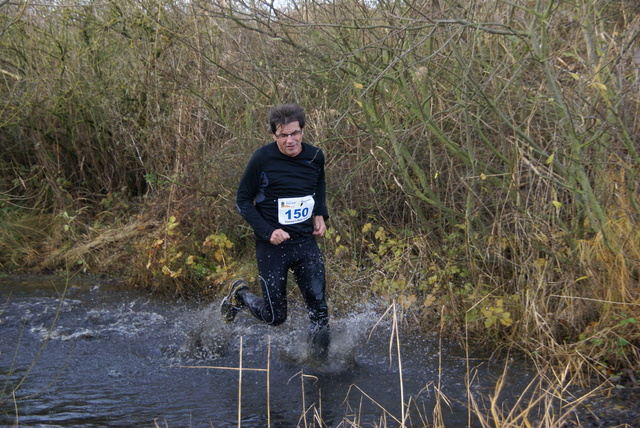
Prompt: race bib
<box><xmin>278</xmin><ymin>195</ymin><xmax>315</xmax><ymax>225</ymax></box>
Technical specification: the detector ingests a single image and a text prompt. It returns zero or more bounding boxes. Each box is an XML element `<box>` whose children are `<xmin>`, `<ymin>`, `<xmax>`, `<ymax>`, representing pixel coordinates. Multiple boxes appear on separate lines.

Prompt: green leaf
<box><xmin>620</xmin><ymin>317</ymin><xmax>636</xmax><ymax>326</ymax></box>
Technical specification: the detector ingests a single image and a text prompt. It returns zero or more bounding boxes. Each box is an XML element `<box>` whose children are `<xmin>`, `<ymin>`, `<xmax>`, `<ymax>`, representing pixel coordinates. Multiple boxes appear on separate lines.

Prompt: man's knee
<box><xmin>266</xmin><ymin>313</ymin><xmax>287</xmax><ymax>326</ymax></box>
<box><xmin>261</xmin><ymin>306</ymin><xmax>287</xmax><ymax>326</ymax></box>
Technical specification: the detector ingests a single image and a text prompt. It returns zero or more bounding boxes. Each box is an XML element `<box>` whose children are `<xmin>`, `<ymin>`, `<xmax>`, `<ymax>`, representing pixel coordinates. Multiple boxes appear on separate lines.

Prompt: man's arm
<box><xmin>312</xmin><ymin>148</ymin><xmax>329</xmax><ymax>220</ymax></box>
<box><xmin>236</xmin><ymin>154</ymin><xmax>276</xmax><ymax>241</ymax></box>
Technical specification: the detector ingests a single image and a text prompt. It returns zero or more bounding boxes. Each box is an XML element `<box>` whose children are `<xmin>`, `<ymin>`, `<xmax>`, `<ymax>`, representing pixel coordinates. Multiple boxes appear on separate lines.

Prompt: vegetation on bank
<box><xmin>1</xmin><ymin>0</ymin><xmax>638</xmax><ymax>389</ymax></box>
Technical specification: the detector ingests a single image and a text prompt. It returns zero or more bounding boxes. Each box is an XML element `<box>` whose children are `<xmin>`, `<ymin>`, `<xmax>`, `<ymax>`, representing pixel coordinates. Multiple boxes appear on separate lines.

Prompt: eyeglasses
<box><xmin>274</xmin><ymin>129</ymin><xmax>302</xmax><ymax>140</ymax></box>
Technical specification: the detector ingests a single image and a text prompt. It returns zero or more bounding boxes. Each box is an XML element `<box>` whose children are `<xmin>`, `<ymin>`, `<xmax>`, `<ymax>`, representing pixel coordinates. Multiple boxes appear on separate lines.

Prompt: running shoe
<box><xmin>220</xmin><ymin>279</ymin><xmax>249</xmax><ymax>323</ymax></box>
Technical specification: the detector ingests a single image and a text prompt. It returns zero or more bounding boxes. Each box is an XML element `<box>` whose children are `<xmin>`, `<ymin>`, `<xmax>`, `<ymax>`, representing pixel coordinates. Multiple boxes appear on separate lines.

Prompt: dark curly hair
<box><xmin>267</xmin><ymin>104</ymin><xmax>306</xmax><ymax>134</ymax></box>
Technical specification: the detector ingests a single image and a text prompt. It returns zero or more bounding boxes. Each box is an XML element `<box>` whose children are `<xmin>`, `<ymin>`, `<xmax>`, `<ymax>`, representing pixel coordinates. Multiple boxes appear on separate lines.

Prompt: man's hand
<box><xmin>312</xmin><ymin>215</ymin><xmax>327</xmax><ymax>237</ymax></box>
<box><xmin>270</xmin><ymin>229</ymin><xmax>290</xmax><ymax>245</ymax></box>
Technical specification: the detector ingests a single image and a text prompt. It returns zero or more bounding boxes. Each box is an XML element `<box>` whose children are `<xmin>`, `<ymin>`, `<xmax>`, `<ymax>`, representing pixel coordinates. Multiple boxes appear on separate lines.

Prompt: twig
<box><xmin>238</xmin><ymin>336</ymin><xmax>243</xmax><ymax>428</ymax></box>
<box><xmin>171</xmin><ymin>335</ymin><xmax>273</xmax><ymax>427</ymax></box>
<box><xmin>267</xmin><ymin>336</ymin><xmax>271</xmax><ymax>427</ymax></box>
<box><xmin>169</xmin><ymin>365</ymin><xmax>267</xmax><ymax>372</ymax></box>
<box><xmin>391</xmin><ymin>302</ymin><xmax>407</xmax><ymax>427</ymax></box>
<box><xmin>550</xmin><ymin>295</ymin><xmax>640</xmax><ymax>306</ymax></box>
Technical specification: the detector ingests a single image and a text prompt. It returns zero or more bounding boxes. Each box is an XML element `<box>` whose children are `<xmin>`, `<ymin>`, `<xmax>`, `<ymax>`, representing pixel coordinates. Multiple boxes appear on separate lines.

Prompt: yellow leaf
<box><xmin>424</xmin><ymin>294</ymin><xmax>436</xmax><ymax>307</ymax></box>
<box><xmin>546</xmin><ymin>153</ymin><xmax>554</xmax><ymax>165</ymax></box>
<box><xmin>480</xmin><ymin>173</ymin><xmax>487</xmax><ymax>180</ymax></box>
<box><xmin>354</xmin><ymin>82</ymin><xmax>364</xmax><ymax>89</ymax></box>
<box><xmin>500</xmin><ymin>317</ymin><xmax>513</xmax><ymax>326</ymax></box>
<box><xmin>399</xmin><ymin>294</ymin><xmax>416</xmax><ymax>309</ymax></box>
<box><xmin>552</xmin><ymin>200</ymin><xmax>562</xmax><ymax>208</ymax></box>
<box><xmin>362</xmin><ymin>223</ymin><xmax>372</xmax><ymax>233</ymax></box>
<box><xmin>485</xmin><ymin>317</ymin><xmax>496</xmax><ymax>328</ymax></box>
<box><xmin>593</xmin><ymin>82</ymin><xmax>607</xmax><ymax>91</ymax></box>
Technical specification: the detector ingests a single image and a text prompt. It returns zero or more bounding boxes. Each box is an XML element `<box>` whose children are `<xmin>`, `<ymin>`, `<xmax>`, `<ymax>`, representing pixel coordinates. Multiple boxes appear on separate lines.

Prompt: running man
<box><xmin>221</xmin><ymin>103</ymin><xmax>330</xmax><ymax>360</ymax></box>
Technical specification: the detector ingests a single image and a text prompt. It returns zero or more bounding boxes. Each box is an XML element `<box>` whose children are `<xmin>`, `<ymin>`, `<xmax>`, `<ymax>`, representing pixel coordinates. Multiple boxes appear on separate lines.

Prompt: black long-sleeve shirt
<box><xmin>236</xmin><ymin>141</ymin><xmax>329</xmax><ymax>244</ymax></box>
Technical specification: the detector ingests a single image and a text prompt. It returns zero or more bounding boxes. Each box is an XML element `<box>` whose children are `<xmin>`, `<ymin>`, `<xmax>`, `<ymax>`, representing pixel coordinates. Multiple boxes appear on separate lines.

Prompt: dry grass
<box><xmin>1</xmin><ymin>0</ymin><xmax>638</xmax><ymax>406</ymax></box>
<box><xmin>168</xmin><ymin>302</ymin><xmax>624</xmax><ymax>427</ymax></box>
<box><xmin>40</xmin><ymin>219</ymin><xmax>160</xmax><ymax>272</ymax></box>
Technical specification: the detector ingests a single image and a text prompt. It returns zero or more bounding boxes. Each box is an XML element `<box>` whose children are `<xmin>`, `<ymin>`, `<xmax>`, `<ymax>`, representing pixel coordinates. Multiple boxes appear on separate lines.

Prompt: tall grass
<box><xmin>1</xmin><ymin>0</ymin><xmax>638</xmax><ymax>386</ymax></box>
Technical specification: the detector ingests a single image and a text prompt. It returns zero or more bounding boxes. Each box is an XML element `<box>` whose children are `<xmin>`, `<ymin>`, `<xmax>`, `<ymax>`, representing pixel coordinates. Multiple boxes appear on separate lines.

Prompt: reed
<box><xmin>0</xmin><ymin>271</ymin><xmax>75</xmax><ymax>422</ymax></box>
<box><xmin>172</xmin><ymin>336</ymin><xmax>272</xmax><ymax>427</ymax></box>
<box><xmin>1</xmin><ymin>0</ymin><xmax>638</xmax><ymax>401</ymax></box>
<box><xmin>170</xmin><ymin>301</ymin><xmax>618</xmax><ymax>427</ymax></box>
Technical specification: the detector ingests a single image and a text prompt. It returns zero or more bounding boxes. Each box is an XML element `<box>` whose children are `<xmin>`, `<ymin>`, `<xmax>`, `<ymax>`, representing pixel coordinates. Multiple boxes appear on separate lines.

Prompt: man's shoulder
<box><xmin>249</xmin><ymin>142</ymin><xmax>277</xmax><ymax>161</ymax></box>
<box><xmin>253</xmin><ymin>141</ymin><xmax>277</xmax><ymax>154</ymax></box>
<box><xmin>301</xmin><ymin>143</ymin><xmax>325</xmax><ymax>161</ymax></box>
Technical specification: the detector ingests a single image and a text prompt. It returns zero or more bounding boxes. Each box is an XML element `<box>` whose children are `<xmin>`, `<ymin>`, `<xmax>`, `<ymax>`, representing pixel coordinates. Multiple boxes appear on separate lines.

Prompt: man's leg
<box><xmin>291</xmin><ymin>240</ymin><xmax>330</xmax><ymax>360</ymax></box>
<box><xmin>239</xmin><ymin>240</ymin><xmax>291</xmax><ymax>326</ymax></box>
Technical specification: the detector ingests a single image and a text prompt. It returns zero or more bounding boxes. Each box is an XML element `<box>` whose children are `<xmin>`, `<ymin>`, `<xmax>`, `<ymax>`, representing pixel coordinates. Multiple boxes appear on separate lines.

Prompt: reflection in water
<box><xmin>0</xmin><ymin>275</ymin><xmax>569</xmax><ymax>427</ymax></box>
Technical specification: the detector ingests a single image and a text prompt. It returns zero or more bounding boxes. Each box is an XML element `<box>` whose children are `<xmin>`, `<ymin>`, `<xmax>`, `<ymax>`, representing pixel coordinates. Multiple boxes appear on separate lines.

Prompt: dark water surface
<box><xmin>0</xmin><ymin>275</ymin><xmax>634</xmax><ymax>427</ymax></box>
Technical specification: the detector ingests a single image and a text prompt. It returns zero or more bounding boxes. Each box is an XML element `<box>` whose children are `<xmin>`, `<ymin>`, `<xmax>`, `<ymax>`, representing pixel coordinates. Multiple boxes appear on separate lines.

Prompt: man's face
<box><xmin>273</xmin><ymin>121</ymin><xmax>303</xmax><ymax>157</ymax></box>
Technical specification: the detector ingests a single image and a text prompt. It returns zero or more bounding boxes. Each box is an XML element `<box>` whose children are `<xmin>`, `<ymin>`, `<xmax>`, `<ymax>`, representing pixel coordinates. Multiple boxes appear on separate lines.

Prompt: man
<box><xmin>221</xmin><ymin>103</ymin><xmax>330</xmax><ymax>360</ymax></box>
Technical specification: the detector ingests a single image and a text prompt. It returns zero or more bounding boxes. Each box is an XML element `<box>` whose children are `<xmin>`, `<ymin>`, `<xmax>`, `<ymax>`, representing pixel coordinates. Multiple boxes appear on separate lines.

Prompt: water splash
<box><xmin>6</xmin><ymin>276</ymin><xmax>598</xmax><ymax>428</ymax></box>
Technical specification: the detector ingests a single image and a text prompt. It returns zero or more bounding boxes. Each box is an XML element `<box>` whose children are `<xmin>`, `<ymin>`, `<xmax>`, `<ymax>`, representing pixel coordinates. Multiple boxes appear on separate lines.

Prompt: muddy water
<box><xmin>0</xmin><ymin>275</ymin><xmax>631</xmax><ymax>427</ymax></box>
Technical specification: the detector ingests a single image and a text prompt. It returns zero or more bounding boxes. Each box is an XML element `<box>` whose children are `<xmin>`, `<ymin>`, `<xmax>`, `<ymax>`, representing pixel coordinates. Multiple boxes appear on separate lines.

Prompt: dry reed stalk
<box><xmin>12</xmin><ymin>390</ymin><xmax>18</xmax><ymax>428</ymax></box>
<box><xmin>465</xmin><ymin>316</ymin><xmax>473</xmax><ymax>428</ymax></box>
<box><xmin>238</xmin><ymin>336</ymin><xmax>242</xmax><ymax>427</ymax></box>
<box><xmin>350</xmin><ymin>301</ymin><xmax>414</xmax><ymax>426</ymax></box>
<box><xmin>267</xmin><ymin>335</ymin><xmax>271</xmax><ymax>427</ymax></box>
<box><xmin>41</xmin><ymin>219</ymin><xmax>159</xmax><ymax>270</ymax></box>
<box><xmin>391</xmin><ymin>302</ymin><xmax>407</xmax><ymax>427</ymax></box>
<box><xmin>289</xmin><ymin>370</ymin><xmax>321</xmax><ymax>428</ymax></box>
<box><xmin>344</xmin><ymin>384</ymin><xmax>403</xmax><ymax>426</ymax></box>
<box><xmin>171</xmin><ymin>335</ymin><xmax>272</xmax><ymax>428</ymax></box>
<box><xmin>433</xmin><ymin>304</ymin><xmax>449</xmax><ymax>428</ymax></box>
<box><xmin>313</xmin><ymin>390</ymin><xmax>324</xmax><ymax>427</ymax></box>
<box><xmin>548</xmin><ymin>295</ymin><xmax>640</xmax><ymax>308</ymax></box>
<box><xmin>153</xmin><ymin>417</ymin><xmax>173</xmax><ymax>428</ymax></box>
<box><xmin>467</xmin><ymin>352</ymin><xmax>605</xmax><ymax>428</ymax></box>
<box><xmin>299</xmin><ymin>370</ymin><xmax>307</xmax><ymax>428</ymax></box>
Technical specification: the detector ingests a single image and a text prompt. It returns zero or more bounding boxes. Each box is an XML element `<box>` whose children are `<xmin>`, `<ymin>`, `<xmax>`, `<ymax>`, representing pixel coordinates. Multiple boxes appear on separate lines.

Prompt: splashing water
<box><xmin>4</xmin><ymin>275</ymin><xmax>630</xmax><ymax>427</ymax></box>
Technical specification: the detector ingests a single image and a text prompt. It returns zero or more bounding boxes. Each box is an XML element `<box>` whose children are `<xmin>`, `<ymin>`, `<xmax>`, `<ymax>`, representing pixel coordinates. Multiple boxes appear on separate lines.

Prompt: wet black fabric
<box><xmin>238</xmin><ymin>239</ymin><xmax>328</xmax><ymax>328</ymax></box>
<box><xmin>236</xmin><ymin>141</ymin><xmax>329</xmax><ymax>243</ymax></box>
